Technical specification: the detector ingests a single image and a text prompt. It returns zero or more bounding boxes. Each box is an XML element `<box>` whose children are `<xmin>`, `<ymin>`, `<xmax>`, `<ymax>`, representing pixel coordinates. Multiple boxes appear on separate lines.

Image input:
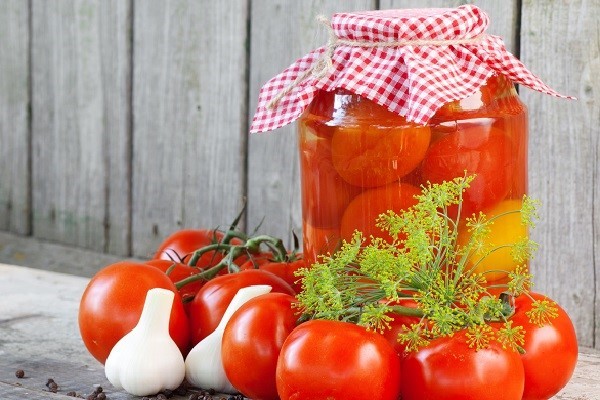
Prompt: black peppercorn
<box><xmin>15</xmin><ymin>369</ymin><xmax>25</xmax><ymax>378</ymax></box>
<box><xmin>67</xmin><ymin>391</ymin><xmax>77</xmax><ymax>397</ymax></box>
<box><xmin>46</xmin><ymin>381</ymin><xmax>58</xmax><ymax>393</ymax></box>
<box><xmin>46</xmin><ymin>378</ymin><xmax>55</xmax><ymax>387</ymax></box>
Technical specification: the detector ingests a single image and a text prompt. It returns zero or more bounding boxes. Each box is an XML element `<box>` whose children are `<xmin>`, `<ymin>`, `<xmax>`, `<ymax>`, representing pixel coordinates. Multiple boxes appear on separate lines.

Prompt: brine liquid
<box><xmin>298</xmin><ymin>75</ymin><xmax>528</xmax><ymax>283</ymax></box>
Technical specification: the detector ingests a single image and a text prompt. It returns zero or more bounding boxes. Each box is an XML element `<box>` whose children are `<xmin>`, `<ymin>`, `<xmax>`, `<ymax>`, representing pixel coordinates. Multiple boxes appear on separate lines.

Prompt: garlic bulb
<box><xmin>105</xmin><ymin>288</ymin><xmax>185</xmax><ymax>396</ymax></box>
<box><xmin>185</xmin><ymin>285</ymin><xmax>272</xmax><ymax>393</ymax></box>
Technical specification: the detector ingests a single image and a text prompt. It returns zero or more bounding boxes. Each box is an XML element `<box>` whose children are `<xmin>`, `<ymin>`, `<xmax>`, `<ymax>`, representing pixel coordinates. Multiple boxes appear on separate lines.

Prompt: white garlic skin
<box><xmin>105</xmin><ymin>288</ymin><xmax>185</xmax><ymax>396</ymax></box>
<box><xmin>185</xmin><ymin>284</ymin><xmax>272</xmax><ymax>394</ymax></box>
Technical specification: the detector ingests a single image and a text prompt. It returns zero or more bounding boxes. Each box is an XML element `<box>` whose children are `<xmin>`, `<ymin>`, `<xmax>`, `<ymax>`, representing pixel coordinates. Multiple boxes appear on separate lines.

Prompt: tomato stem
<box><xmin>245</xmin><ymin>235</ymin><xmax>288</xmax><ymax>261</ymax></box>
<box><xmin>175</xmin><ymin>234</ymin><xmax>293</xmax><ymax>290</ymax></box>
<box><xmin>388</xmin><ymin>305</ymin><xmax>425</xmax><ymax>318</ymax></box>
<box><xmin>164</xmin><ymin>262</ymin><xmax>177</xmax><ymax>276</ymax></box>
<box><xmin>221</xmin><ymin>229</ymin><xmax>249</xmax><ymax>244</ymax></box>
<box><xmin>187</xmin><ymin>243</ymin><xmax>233</xmax><ymax>266</ymax></box>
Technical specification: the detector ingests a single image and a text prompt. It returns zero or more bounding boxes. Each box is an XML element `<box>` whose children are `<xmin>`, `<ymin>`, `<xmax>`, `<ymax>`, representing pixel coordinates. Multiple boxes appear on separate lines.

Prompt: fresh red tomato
<box><xmin>222</xmin><ymin>293</ymin><xmax>298</xmax><ymax>400</ymax></box>
<box><xmin>144</xmin><ymin>259</ymin><xmax>204</xmax><ymax>303</ymax></box>
<box><xmin>78</xmin><ymin>262</ymin><xmax>191</xmax><ymax>364</ymax></box>
<box><xmin>153</xmin><ymin>229</ymin><xmax>244</xmax><ymax>267</ymax></box>
<box><xmin>421</xmin><ymin>125</ymin><xmax>514</xmax><ymax>217</ymax></box>
<box><xmin>340</xmin><ymin>182</ymin><xmax>420</xmax><ymax>244</ymax></box>
<box><xmin>240</xmin><ymin>256</ymin><xmax>306</xmax><ymax>293</ymax></box>
<box><xmin>401</xmin><ymin>328</ymin><xmax>524</xmax><ymax>400</ymax></box>
<box><xmin>509</xmin><ymin>293</ymin><xmax>578</xmax><ymax>400</ymax></box>
<box><xmin>276</xmin><ymin>320</ymin><xmax>402</xmax><ymax>400</ymax></box>
<box><xmin>187</xmin><ymin>269</ymin><xmax>295</xmax><ymax>345</ymax></box>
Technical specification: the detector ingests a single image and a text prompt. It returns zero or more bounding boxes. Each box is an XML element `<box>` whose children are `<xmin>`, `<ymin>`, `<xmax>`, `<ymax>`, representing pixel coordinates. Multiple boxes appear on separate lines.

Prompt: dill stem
<box><xmin>388</xmin><ymin>304</ymin><xmax>425</xmax><ymax>317</ymax></box>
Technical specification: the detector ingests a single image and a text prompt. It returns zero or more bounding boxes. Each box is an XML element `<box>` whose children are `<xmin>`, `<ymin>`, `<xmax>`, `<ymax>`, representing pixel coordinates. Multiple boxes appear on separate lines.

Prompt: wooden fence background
<box><xmin>0</xmin><ymin>0</ymin><xmax>598</xmax><ymax>347</ymax></box>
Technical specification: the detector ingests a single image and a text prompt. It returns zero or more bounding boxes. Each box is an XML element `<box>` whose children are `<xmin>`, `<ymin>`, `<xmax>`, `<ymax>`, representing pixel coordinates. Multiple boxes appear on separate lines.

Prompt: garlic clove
<box><xmin>105</xmin><ymin>288</ymin><xmax>186</xmax><ymax>397</ymax></box>
<box><xmin>185</xmin><ymin>285</ymin><xmax>272</xmax><ymax>394</ymax></box>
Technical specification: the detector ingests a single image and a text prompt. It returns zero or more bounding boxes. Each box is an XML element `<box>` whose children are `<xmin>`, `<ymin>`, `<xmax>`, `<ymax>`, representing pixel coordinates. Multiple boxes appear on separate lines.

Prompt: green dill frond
<box><xmin>526</xmin><ymin>299</ymin><xmax>559</xmax><ymax>326</ymax></box>
<box><xmin>521</xmin><ymin>195</ymin><xmax>541</xmax><ymax>228</ymax></box>
<box><xmin>377</xmin><ymin>281</ymin><xmax>401</xmax><ymax>302</ymax></box>
<box><xmin>295</xmin><ymin>233</ymin><xmax>365</xmax><ymax>320</ymax></box>
<box><xmin>456</xmin><ymin>273</ymin><xmax>487</xmax><ymax>303</ymax></box>
<box><xmin>465</xmin><ymin>212</ymin><xmax>492</xmax><ymax>250</ymax></box>
<box><xmin>511</xmin><ymin>237</ymin><xmax>539</xmax><ymax>263</ymax></box>
<box><xmin>358</xmin><ymin>304</ymin><xmax>393</xmax><ymax>333</ymax></box>
<box><xmin>378</xmin><ymin>176</ymin><xmax>473</xmax><ymax>242</ymax></box>
<box><xmin>420</xmin><ymin>175</ymin><xmax>474</xmax><ymax>210</ymax></box>
<box><xmin>358</xmin><ymin>242</ymin><xmax>409</xmax><ymax>283</ymax></box>
<box><xmin>428</xmin><ymin>305</ymin><xmax>464</xmax><ymax>336</ymax></box>
<box><xmin>466</xmin><ymin>324</ymin><xmax>495</xmax><ymax>350</ymax></box>
<box><xmin>507</xmin><ymin>265</ymin><xmax>533</xmax><ymax>296</ymax></box>
<box><xmin>294</xmin><ymin>261</ymin><xmax>346</xmax><ymax>318</ymax></box>
<box><xmin>398</xmin><ymin>323</ymin><xmax>431</xmax><ymax>352</ymax></box>
<box><xmin>475</xmin><ymin>296</ymin><xmax>505</xmax><ymax>321</ymax></box>
<box><xmin>406</xmin><ymin>230</ymin><xmax>437</xmax><ymax>265</ymax></box>
<box><xmin>497</xmin><ymin>320</ymin><xmax>525</xmax><ymax>353</ymax></box>
<box><xmin>376</xmin><ymin>210</ymin><xmax>404</xmax><ymax>238</ymax></box>
<box><xmin>329</xmin><ymin>231</ymin><xmax>364</xmax><ymax>267</ymax></box>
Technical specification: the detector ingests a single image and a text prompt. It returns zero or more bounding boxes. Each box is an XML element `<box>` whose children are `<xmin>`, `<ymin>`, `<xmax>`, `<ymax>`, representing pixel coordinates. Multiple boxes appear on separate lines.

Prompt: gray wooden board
<box><xmin>0</xmin><ymin>0</ymin><xmax>30</xmax><ymax>235</ymax></box>
<box><xmin>247</xmin><ymin>0</ymin><xmax>377</xmax><ymax>249</ymax></box>
<box><xmin>131</xmin><ymin>0</ymin><xmax>249</xmax><ymax>259</ymax></box>
<box><xmin>0</xmin><ymin>231</ymin><xmax>140</xmax><ymax>278</ymax></box>
<box><xmin>0</xmin><ymin>264</ymin><xmax>599</xmax><ymax>399</ymax></box>
<box><xmin>0</xmin><ymin>357</ymin><xmax>218</xmax><ymax>399</ymax></box>
<box><xmin>520</xmin><ymin>0</ymin><xmax>599</xmax><ymax>348</ymax></box>
<box><xmin>31</xmin><ymin>0</ymin><xmax>131</xmax><ymax>255</ymax></box>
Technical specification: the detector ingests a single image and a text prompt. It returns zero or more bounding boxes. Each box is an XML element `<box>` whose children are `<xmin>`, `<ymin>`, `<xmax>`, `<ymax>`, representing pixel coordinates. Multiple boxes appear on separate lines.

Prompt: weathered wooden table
<box><xmin>1</xmin><ymin>263</ymin><xmax>599</xmax><ymax>399</ymax></box>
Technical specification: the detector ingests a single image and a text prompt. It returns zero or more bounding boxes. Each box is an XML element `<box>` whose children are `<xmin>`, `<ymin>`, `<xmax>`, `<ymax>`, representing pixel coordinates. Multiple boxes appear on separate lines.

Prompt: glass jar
<box><xmin>298</xmin><ymin>73</ymin><xmax>528</xmax><ymax>282</ymax></box>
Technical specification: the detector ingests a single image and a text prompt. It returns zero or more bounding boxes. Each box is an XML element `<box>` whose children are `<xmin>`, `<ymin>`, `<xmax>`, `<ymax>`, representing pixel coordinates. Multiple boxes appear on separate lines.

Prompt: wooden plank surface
<box><xmin>0</xmin><ymin>231</ymin><xmax>138</xmax><ymax>278</ymax></box>
<box><xmin>520</xmin><ymin>0</ymin><xmax>599</xmax><ymax>348</ymax></box>
<box><xmin>0</xmin><ymin>0</ymin><xmax>30</xmax><ymax>235</ymax></box>
<box><xmin>0</xmin><ymin>263</ymin><xmax>599</xmax><ymax>399</ymax></box>
<box><xmin>131</xmin><ymin>0</ymin><xmax>249</xmax><ymax>259</ymax></box>
<box><xmin>247</xmin><ymin>0</ymin><xmax>376</xmax><ymax>248</ymax></box>
<box><xmin>31</xmin><ymin>0</ymin><xmax>131</xmax><ymax>255</ymax></box>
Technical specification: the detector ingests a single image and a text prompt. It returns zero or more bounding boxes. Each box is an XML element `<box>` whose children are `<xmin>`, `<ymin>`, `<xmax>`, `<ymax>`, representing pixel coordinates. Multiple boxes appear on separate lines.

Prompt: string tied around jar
<box><xmin>266</xmin><ymin>15</ymin><xmax>487</xmax><ymax>110</ymax></box>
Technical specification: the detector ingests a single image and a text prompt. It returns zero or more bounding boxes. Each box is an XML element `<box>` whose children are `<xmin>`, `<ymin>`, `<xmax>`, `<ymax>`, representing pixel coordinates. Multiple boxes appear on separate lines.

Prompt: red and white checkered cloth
<box><xmin>250</xmin><ymin>5</ymin><xmax>571</xmax><ymax>133</ymax></box>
